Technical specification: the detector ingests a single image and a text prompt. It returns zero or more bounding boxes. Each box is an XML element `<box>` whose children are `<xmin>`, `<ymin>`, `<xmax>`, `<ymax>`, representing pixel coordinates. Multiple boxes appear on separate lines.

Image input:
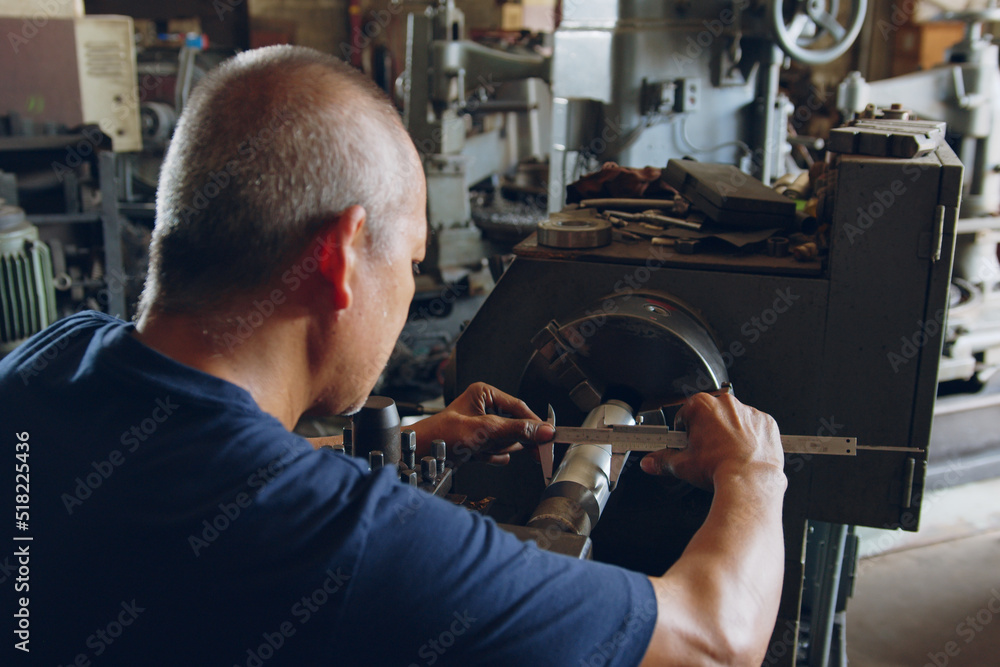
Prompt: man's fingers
<box><xmin>640</xmin><ymin>449</ymin><xmax>679</xmax><ymax>476</ymax></box>
<box><xmin>484</xmin><ymin>386</ymin><xmax>540</xmax><ymax>421</ymax></box>
<box><xmin>486</xmin><ymin>417</ymin><xmax>554</xmax><ymax>448</ymax></box>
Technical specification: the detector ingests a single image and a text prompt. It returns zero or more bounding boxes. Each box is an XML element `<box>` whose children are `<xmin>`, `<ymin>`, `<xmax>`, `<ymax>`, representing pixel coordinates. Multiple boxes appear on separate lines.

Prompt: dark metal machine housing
<box><xmin>447</xmin><ymin>127</ymin><xmax>962</xmax><ymax>666</ymax></box>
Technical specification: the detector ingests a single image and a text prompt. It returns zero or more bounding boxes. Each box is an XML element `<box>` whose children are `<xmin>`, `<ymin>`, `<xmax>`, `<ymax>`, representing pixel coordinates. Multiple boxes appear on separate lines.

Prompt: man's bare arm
<box><xmin>638</xmin><ymin>394</ymin><xmax>787</xmax><ymax>666</ymax></box>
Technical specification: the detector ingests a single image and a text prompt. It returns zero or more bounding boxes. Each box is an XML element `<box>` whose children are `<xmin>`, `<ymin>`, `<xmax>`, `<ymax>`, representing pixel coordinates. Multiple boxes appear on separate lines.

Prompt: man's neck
<box><xmin>134</xmin><ymin>308</ymin><xmax>315</xmax><ymax>430</ymax></box>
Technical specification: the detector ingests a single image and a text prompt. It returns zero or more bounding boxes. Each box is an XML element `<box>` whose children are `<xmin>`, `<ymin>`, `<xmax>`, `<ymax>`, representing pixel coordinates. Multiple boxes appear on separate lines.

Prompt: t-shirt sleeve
<box><xmin>337</xmin><ymin>467</ymin><xmax>658</xmax><ymax>667</ymax></box>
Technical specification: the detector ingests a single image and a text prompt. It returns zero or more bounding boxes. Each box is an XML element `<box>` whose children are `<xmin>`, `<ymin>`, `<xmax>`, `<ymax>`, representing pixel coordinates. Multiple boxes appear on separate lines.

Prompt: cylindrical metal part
<box><xmin>527</xmin><ymin>401</ymin><xmax>634</xmax><ymax>537</ymax></box>
<box><xmin>421</xmin><ymin>456</ymin><xmax>437</xmax><ymax>483</ymax></box>
<box><xmin>433</xmin><ymin>439</ymin><xmax>447</xmax><ymax>471</ymax></box>
<box><xmin>352</xmin><ymin>396</ymin><xmax>401</xmax><ymax>465</ymax></box>
<box><xmin>401</xmin><ymin>429</ymin><xmax>417</xmax><ymax>470</ymax></box>
<box><xmin>767</xmin><ymin>237</ymin><xmax>790</xmax><ymax>257</ymax></box>
<box><xmin>369</xmin><ymin>450</ymin><xmax>384</xmax><ymax>471</ymax></box>
<box><xmin>537</xmin><ymin>218</ymin><xmax>612</xmax><ymax>249</ymax></box>
<box><xmin>400</xmin><ymin>469</ymin><xmax>418</xmax><ymax>486</ymax></box>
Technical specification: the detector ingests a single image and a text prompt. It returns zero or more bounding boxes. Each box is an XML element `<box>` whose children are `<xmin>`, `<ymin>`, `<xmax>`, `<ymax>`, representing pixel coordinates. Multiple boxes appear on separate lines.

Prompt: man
<box><xmin>0</xmin><ymin>46</ymin><xmax>786</xmax><ymax>665</ymax></box>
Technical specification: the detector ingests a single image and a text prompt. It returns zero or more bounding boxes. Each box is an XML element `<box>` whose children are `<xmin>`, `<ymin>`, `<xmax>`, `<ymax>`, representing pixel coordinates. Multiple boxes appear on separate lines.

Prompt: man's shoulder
<box><xmin>0</xmin><ymin>310</ymin><xmax>121</xmax><ymax>387</ymax></box>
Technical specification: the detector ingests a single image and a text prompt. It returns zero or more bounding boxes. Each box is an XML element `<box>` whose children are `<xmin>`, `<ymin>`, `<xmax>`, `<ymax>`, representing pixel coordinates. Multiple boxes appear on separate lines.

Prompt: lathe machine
<box><xmin>440</xmin><ymin>115</ymin><xmax>962</xmax><ymax>666</ymax></box>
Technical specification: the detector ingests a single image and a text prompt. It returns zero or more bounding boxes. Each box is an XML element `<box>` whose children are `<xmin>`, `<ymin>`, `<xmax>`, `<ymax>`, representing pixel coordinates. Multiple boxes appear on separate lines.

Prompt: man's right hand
<box><xmin>638</xmin><ymin>392</ymin><xmax>784</xmax><ymax>490</ymax></box>
<box><xmin>638</xmin><ymin>392</ymin><xmax>787</xmax><ymax>666</ymax></box>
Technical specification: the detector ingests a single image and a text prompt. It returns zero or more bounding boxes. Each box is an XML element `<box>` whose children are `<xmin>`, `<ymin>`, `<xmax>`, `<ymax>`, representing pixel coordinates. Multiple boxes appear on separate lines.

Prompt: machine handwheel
<box><xmin>770</xmin><ymin>0</ymin><xmax>868</xmax><ymax>65</ymax></box>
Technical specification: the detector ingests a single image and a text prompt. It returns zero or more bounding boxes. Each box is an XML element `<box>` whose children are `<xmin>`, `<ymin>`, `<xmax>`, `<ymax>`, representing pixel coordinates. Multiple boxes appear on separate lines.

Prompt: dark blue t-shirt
<box><xmin>0</xmin><ymin>312</ymin><xmax>656</xmax><ymax>666</ymax></box>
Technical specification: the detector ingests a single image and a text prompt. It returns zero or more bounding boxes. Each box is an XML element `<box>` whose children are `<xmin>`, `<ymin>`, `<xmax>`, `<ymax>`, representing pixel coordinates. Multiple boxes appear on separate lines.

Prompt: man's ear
<box><xmin>316</xmin><ymin>205</ymin><xmax>367</xmax><ymax>311</ymax></box>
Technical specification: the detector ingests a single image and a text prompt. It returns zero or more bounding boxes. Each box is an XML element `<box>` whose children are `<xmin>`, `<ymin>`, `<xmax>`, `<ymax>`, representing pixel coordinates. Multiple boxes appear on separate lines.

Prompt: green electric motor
<box><xmin>0</xmin><ymin>205</ymin><xmax>57</xmax><ymax>356</ymax></box>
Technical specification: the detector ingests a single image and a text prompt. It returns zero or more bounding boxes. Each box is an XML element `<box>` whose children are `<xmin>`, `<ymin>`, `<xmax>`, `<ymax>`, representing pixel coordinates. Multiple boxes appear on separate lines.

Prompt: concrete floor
<box><xmin>847</xmin><ymin>476</ymin><xmax>1000</xmax><ymax>667</ymax></box>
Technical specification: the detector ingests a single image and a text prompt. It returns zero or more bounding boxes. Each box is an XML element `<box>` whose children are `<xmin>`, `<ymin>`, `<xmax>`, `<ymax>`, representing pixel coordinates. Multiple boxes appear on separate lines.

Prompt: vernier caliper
<box><xmin>541</xmin><ymin>404</ymin><xmax>922</xmax><ymax>488</ymax></box>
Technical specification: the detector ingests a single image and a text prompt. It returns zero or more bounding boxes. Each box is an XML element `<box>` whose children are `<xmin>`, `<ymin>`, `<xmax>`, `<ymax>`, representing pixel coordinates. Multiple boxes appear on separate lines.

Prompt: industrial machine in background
<box><xmin>0</xmin><ymin>204</ymin><xmax>57</xmax><ymax>355</ymax></box>
<box><xmin>0</xmin><ymin>3</ymin><xmax>245</xmax><ymax>344</ymax></box>
<box><xmin>389</xmin><ymin>0</ymin><xmax>871</xmax><ymax>402</ymax></box>
<box><xmin>446</xmin><ymin>115</ymin><xmax>962</xmax><ymax>666</ymax></box>
<box><xmin>400</xmin><ymin>0</ymin><xmax>553</xmax><ymax>276</ymax></box>
<box><xmin>399</xmin><ymin>0</ymin><xmax>870</xmax><ymax>272</ymax></box>
<box><xmin>545</xmin><ymin>0</ymin><xmax>867</xmax><ymax>213</ymax></box>
<box><xmin>838</xmin><ymin>4</ymin><xmax>1000</xmax><ymax>390</ymax></box>
<box><xmin>0</xmin><ymin>11</ymin><xmax>143</xmax><ymax>327</ymax></box>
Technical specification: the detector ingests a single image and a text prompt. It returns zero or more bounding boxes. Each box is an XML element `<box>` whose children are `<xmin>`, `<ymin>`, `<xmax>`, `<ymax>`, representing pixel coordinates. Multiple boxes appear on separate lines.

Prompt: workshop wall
<box><xmin>249</xmin><ymin>0</ymin><xmax>351</xmax><ymax>55</ymax></box>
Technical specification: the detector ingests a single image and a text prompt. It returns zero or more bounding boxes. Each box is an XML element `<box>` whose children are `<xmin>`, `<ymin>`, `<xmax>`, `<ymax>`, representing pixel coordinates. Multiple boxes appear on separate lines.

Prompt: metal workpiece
<box><xmin>331</xmin><ymin>444</ymin><xmax>345</xmax><ymax>455</ymax></box>
<box><xmin>536</xmin><ymin>216</ymin><xmax>613</xmax><ymax>249</ymax></box>
<box><xmin>369</xmin><ymin>451</ymin><xmax>384</xmax><ymax>471</ymax></box>
<box><xmin>527</xmin><ymin>401</ymin><xmax>634</xmax><ymax>537</ymax></box>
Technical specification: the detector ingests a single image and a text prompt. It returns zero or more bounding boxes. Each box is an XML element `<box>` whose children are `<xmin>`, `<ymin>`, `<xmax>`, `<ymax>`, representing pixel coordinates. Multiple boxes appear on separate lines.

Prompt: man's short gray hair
<box><xmin>139</xmin><ymin>45</ymin><xmax>415</xmax><ymax>317</ymax></box>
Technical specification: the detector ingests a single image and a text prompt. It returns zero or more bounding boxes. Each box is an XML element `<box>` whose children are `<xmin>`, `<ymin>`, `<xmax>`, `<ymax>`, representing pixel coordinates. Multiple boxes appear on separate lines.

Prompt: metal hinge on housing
<box><xmin>931</xmin><ymin>205</ymin><xmax>945</xmax><ymax>262</ymax></box>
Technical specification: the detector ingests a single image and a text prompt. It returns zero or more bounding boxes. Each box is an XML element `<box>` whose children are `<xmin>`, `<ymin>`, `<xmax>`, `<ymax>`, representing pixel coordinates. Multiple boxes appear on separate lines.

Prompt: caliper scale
<box><xmin>554</xmin><ymin>425</ymin><xmax>859</xmax><ymax>456</ymax></box>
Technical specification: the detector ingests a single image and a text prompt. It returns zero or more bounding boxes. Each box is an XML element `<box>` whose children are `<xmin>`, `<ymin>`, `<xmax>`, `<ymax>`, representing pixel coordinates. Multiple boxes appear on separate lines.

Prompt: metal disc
<box><xmin>537</xmin><ymin>218</ymin><xmax>612</xmax><ymax>249</ymax></box>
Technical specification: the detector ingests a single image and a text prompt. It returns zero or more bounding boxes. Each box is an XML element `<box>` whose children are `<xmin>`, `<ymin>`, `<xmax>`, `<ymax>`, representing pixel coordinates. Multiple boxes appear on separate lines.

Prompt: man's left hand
<box><xmin>409</xmin><ymin>382</ymin><xmax>555</xmax><ymax>466</ymax></box>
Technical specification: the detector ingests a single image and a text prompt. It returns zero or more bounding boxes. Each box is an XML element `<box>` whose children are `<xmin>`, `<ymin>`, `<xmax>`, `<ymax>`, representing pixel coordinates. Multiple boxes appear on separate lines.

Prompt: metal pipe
<box><xmin>527</xmin><ymin>401</ymin><xmax>634</xmax><ymax>536</ymax></box>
